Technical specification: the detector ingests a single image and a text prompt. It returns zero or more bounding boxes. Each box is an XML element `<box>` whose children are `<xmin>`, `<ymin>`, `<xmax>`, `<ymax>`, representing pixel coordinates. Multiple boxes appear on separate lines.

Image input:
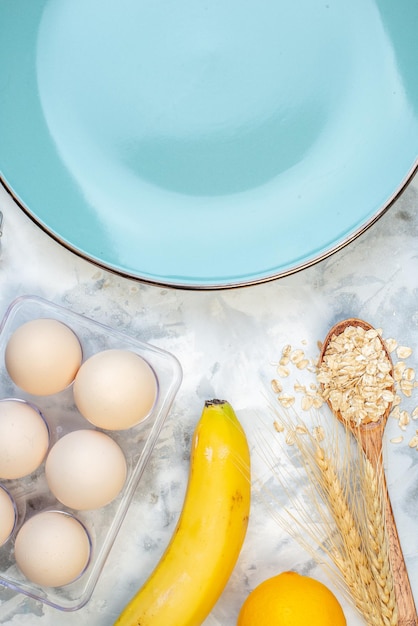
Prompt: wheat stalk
<box><xmin>312</xmin><ymin>444</ymin><xmax>382</xmax><ymax>624</ymax></box>
<box><xmin>255</xmin><ymin>408</ymin><xmax>398</xmax><ymax>626</ymax></box>
<box><xmin>361</xmin><ymin>457</ymin><xmax>398</xmax><ymax>626</ymax></box>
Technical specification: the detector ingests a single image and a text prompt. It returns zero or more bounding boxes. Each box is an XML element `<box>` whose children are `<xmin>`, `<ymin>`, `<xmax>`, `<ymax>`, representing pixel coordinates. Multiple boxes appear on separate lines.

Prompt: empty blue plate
<box><xmin>1</xmin><ymin>1</ymin><xmax>417</xmax><ymax>288</ymax></box>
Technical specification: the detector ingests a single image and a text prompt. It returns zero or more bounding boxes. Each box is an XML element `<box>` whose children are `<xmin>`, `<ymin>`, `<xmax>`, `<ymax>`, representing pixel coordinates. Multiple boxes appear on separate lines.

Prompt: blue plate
<box><xmin>1</xmin><ymin>1</ymin><xmax>417</xmax><ymax>288</ymax></box>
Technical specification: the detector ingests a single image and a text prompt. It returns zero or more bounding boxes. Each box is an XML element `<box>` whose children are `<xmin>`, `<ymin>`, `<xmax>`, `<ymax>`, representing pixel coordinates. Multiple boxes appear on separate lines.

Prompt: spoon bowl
<box><xmin>319</xmin><ymin>318</ymin><xmax>393</xmax><ymax>447</ymax></box>
<box><xmin>319</xmin><ymin>318</ymin><xmax>417</xmax><ymax>626</ymax></box>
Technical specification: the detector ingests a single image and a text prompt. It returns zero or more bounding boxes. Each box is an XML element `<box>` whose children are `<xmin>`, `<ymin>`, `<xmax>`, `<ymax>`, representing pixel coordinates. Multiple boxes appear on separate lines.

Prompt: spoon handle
<box><xmin>361</xmin><ymin>431</ymin><xmax>417</xmax><ymax>625</ymax></box>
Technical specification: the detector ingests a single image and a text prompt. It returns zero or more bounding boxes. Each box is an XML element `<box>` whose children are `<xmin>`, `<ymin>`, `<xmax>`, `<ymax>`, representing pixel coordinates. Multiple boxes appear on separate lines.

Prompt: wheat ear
<box><xmin>312</xmin><ymin>443</ymin><xmax>384</xmax><ymax>626</ymax></box>
<box><xmin>361</xmin><ymin>457</ymin><xmax>398</xmax><ymax>626</ymax></box>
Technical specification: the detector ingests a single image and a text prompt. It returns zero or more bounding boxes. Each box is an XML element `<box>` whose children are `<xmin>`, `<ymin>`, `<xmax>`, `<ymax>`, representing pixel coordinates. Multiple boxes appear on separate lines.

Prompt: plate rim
<box><xmin>2</xmin><ymin>159</ymin><xmax>417</xmax><ymax>290</ymax></box>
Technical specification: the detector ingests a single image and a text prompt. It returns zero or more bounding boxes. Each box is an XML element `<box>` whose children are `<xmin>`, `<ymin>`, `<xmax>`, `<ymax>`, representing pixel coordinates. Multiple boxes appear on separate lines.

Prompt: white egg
<box><xmin>0</xmin><ymin>399</ymin><xmax>50</xmax><ymax>479</ymax></box>
<box><xmin>14</xmin><ymin>511</ymin><xmax>91</xmax><ymax>587</ymax></box>
<box><xmin>73</xmin><ymin>349</ymin><xmax>158</xmax><ymax>430</ymax></box>
<box><xmin>45</xmin><ymin>429</ymin><xmax>127</xmax><ymax>510</ymax></box>
<box><xmin>0</xmin><ymin>485</ymin><xmax>16</xmax><ymax>546</ymax></box>
<box><xmin>5</xmin><ymin>318</ymin><xmax>82</xmax><ymax>395</ymax></box>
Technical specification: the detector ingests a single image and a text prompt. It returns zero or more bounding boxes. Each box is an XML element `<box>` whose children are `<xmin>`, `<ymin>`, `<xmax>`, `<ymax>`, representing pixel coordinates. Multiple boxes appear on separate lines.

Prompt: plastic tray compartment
<box><xmin>0</xmin><ymin>295</ymin><xmax>182</xmax><ymax>610</ymax></box>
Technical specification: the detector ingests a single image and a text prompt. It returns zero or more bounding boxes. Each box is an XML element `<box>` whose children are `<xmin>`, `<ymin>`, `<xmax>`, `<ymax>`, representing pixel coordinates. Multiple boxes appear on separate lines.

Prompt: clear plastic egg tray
<box><xmin>0</xmin><ymin>295</ymin><xmax>182</xmax><ymax>610</ymax></box>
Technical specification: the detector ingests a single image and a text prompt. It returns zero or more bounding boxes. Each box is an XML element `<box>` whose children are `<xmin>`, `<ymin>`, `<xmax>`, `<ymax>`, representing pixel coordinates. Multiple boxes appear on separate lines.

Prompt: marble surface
<box><xmin>0</xmin><ymin>173</ymin><xmax>417</xmax><ymax>625</ymax></box>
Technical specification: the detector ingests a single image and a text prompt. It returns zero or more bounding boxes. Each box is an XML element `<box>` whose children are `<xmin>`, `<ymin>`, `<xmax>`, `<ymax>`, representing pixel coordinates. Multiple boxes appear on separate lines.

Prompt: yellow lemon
<box><xmin>237</xmin><ymin>571</ymin><xmax>346</xmax><ymax>626</ymax></box>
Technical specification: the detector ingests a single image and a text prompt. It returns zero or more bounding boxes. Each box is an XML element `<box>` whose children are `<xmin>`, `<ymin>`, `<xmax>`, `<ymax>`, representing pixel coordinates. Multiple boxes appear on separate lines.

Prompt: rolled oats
<box><xmin>317</xmin><ymin>324</ymin><xmax>394</xmax><ymax>426</ymax></box>
<box><xmin>403</xmin><ymin>368</ymin><xmax>416</xmax><ymax>382</ymax></box>
<box><xmin>278</xmin><ymin>393</ymin><xmax>295</xmax><ymax>408</ymax></box>
<box><xmin>279</xmin><ymin>344</ymin><xmax>292</xmax><ymax>366</ymax></box>
<box><xmin>390</xmin><ymin>436</ymin><xmax>404</xmax><ymax>444</ymax></box>
<box><xmin>290</xmin><ymin>349</ymin><xmax>305</xmax><ymax>364</ymax></box>
<box><xmin>385</xmin><ymin>338</ymin><xmax>398</xmax><ymax>353</ymax></box>
<box><xmin>296</xmin><ymin>359</ymin><xmax>310</xmax><ymax>370</ymax></box>
<box><xmin>397</xmin><ymin>346</ymin><xmax>413</xmax><ymax>360</ymax></box>
<box><xmin>301</xmin><ymin>395</ymin><xmax>314</xmax><ymax>411</ymax></box>
<box><xmin>394</xmin><ymin>361</ymin><xmax>407</xmax><ymax>382</ymax></box>
<box><xmin>399</xmin><ymin>410</ymin><xmax>410</xmax><ymax>430</ymax></box>
<box><xmin>408</xmin><ymin>431</ymin><xmax>418</xmax><ymax>449</ymax></box>
<box><xmin>271</xmin><ymin>379</ymin><xmax>282</xmax><ymax>394</ymax></box>
<box><xmin>400</xmin><ymin>380</ymin><xmax>414</xmax><ymax>397</ymax></box>
<box><xmin>273</xmin><ymin>420</ymin><xmax>285</xmax><ymax>433</ymax></box>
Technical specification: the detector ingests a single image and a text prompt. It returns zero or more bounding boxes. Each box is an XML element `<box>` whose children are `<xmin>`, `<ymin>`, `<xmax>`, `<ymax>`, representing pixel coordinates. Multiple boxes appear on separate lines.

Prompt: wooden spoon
<box><xmin>319</xmin><ymin>318</ymin><xmax>417</xmax><ymax>626</ymax></box>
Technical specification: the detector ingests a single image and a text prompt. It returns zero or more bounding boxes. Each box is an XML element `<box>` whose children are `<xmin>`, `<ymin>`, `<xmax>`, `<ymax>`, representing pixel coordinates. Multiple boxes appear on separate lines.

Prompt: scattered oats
<box><xmin>385</xmin><ymin>338</ymin><xmax>398</xmax><ymax>353</ymax></box>
<box><xmin>279</xmin><ymin>345</ymin><xmax>292</xmax><ymax>366</ymax></box>
<box><xmin>399</xmin><ymin>410</ymin><xmax>410</xmax><ymax>428</ymax></box>
<box><xmin>290</xmin><ymin>349</ymin><xmax>305</xmax><ymax>364</ymax></box>
<box><xmin>400</xmin><ymin>380</ymin><xmax>414</xmax><ymax>397</ymax></box>
<box><xmin>309</xmin><ymin>383</ymin><xmax>318</xmax><ymax>391</ymax></box>
<box><xmin>273</xmin><ymin>420</ymin><xmax>284</xmax><ymax>433</ymax></box>
<box><xmin>390</xmin><ymin>406</ymin><xmax>401</xmax><ymax>420</ymax></box>
<box><xmin>403</xmin><ymin>367</ymin><xmax>416</xmax><ymax>382</ymax></box>
<box><xmin>277</xmin><ymin>365</ymin><xmax>290</xmax><ymax>378</ymax></box>
<box><xmin>271</xmin><ymin>379</ymin><xmax>282</xmax><ymax>394</ymax></box>
<box><xmin>294</xmin><ymin>382</ymin><xmax>307</xmax><ymax>394</ymax></box>
<box><xmin>295</xmin><ymin>425</ymin><xmax>308</xmax><ymax>434</ymax></box>
<box><xmin>285</xmin><ymin>430</ymin><xmax>296</xmax><ymax>445</ymax></box>
<box><xmin>397</xmin><ymin>346</ymin><xmax>413</xmax><ymax>360</ymax></box>
<box><xmin>408</xmin><ymin>434</ymin><xmax>418</xmax><ymax>449</ymax></box>
<box><xmin>312</xmin><ymin>395</ymin><xmax>324</xmax><ymax>409</ymax></box>
<box><xmin>282</xmin><ymin>344</ymin><xmax>292</xmax><ymax>357</ymax></box>
<box><xmin>278</xmin><ymin>393</ymin><xmax>295</xmax><ymax>408</ymax></box>
<box><xmin>392</xmin><ymin>394</ymin><xmax>401</xmax><ymax>407</ymax></box>
<box><xmin>296</xmin><ymin>359</ymin><xmax>310</xmax><ymax>370</ymax></box>
<box><xmin>393</xmin><ymin>361</ymin><xmax>407</xmax><ymax>382</ymax></box>
<box><xmin>390</xmin><ymin>436</ymin><xmax>404</xmax><ymax>444</ymax></box>
<box><xmin>412</xmin><ymin>407</ymin><xmax>418</xmax><ymax>420</ymax></box>
<box><xmin>313</xmin><ymin>425</ymin><xmax>325</xmax><ymax>442</ymax></box>
<box><xmin>301</xmin><ymin>395</ymin><xmax>314</xmax><ymax>411</ymax></box>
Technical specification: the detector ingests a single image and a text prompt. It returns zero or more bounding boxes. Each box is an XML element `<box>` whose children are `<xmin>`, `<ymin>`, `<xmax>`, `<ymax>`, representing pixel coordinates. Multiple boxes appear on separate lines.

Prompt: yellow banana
<box><xmin>114</xmin><ymin>399</ymin><xmax>251</xmax><ymax>626</ymax></box>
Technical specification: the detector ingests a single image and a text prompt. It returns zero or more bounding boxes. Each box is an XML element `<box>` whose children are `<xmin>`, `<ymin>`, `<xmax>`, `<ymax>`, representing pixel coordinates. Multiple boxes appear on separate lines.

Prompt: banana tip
<box><xmin>205</xmin><ymin>399</ymin><xmax>228</xmax><ymax>407</ymax></box>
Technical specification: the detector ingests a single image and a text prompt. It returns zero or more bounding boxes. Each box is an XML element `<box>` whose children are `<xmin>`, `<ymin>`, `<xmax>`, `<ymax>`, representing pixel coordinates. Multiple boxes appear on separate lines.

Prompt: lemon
<box><xmin>237</xmin><ymin>571</ymin><xmax>346</xmax><ymax>626</ymax></box>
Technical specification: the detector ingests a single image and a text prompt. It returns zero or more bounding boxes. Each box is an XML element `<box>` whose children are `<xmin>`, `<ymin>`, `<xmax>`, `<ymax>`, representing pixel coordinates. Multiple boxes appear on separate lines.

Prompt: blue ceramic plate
<box><xmin>1</xmin><ymin>1</ymin><xmax>417</xmax><ymax>288</ymax></box>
